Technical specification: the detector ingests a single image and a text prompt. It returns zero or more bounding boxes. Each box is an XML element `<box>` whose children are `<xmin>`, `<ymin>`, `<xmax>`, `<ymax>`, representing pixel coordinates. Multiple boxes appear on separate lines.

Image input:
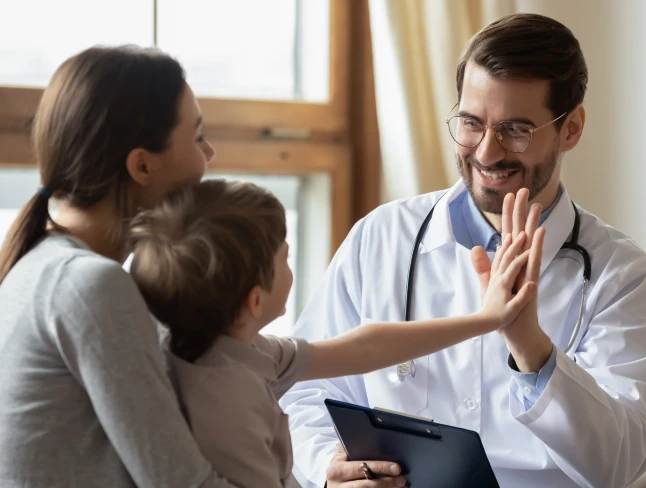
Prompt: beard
<box><xmin>456</xmin><ymin>146</ymin><xmax>559</xmax><ymax>214</ymax></box>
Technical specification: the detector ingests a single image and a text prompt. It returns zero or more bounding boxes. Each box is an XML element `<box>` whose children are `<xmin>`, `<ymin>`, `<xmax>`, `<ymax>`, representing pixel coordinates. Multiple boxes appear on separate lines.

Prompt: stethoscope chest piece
<box><xmin>397</xmin><ymin>360</ymin><xmax>416</xmax><ymax>382</ymax></box>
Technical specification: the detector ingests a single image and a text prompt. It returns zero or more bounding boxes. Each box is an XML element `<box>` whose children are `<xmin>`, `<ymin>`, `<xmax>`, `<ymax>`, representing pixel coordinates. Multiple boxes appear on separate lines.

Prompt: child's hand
<box><xmin>472</xmin><ymin>232</ymin><xmax>538</xmax><ymax>329</ymax></box>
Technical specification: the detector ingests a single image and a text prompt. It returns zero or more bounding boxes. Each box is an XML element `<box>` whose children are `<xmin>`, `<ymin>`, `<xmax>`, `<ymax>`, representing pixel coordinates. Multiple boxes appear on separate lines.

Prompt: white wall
<box><xmin>515</xmin><ymin>0</ymin><xmax>646</xmax><ymax>247</ymax></box>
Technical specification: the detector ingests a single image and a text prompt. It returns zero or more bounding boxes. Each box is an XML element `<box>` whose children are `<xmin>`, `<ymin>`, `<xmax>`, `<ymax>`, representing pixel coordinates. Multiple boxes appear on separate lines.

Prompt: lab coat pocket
<box><xmin>360</xmin><ymin>317</ymin><xmax>429</xmax><ymax>415</ymax></box>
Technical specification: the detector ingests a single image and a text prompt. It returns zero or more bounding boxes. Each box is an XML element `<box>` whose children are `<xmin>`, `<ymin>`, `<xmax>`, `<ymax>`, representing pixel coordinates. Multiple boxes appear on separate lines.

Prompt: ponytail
<box><xmin>0</xmin><ymin>45</ymin><xmax>187</xmax><ymax>285</ymax></box>
<box><xmin>0</xmin><ymin>191</ymin><xmax>51</xmax><ymax>285</ymax></box>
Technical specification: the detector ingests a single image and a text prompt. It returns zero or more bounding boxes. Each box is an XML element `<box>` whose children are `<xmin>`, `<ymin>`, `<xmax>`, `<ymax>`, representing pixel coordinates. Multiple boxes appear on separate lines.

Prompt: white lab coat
<box><xmin>281</xmin><ymin>180</ymin><xmax>646</xmax><ymax>488</ymax></box>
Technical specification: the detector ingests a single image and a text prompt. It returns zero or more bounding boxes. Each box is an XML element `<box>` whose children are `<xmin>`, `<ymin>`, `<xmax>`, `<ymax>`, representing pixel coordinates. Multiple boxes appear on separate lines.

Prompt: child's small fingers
<box><xmin>491</xmin><ymin>234</ymin><xmax>511</xmax><ymax>274</ymax></box>
<box><xmin>501</xmin><ymin>248</ymin><xmax>531</xmax><ymax>285</ymax></box>
<box><xmin>498</xmin><ymin>232</ymin><xmax>527</xmax><ymax>274</ymax></box>
<box><xmin>492</xmin><ymin>233</ymin><xmax>512</xmax><ymax>275</ymax></box>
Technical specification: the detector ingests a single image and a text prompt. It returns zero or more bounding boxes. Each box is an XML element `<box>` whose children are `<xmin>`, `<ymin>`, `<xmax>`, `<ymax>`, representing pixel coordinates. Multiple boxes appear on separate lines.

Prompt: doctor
<box><xmin>281</xmin><ymin>13</ymin><xmax>646</xmax><ymax>488</ymax></box>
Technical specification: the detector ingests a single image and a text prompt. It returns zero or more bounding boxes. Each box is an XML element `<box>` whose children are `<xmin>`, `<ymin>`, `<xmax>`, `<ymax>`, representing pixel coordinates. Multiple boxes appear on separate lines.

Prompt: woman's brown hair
<box><xmin>0</xmin><ymin>45</ymin><xmax>186</xmax><ymax>284</ymax></box>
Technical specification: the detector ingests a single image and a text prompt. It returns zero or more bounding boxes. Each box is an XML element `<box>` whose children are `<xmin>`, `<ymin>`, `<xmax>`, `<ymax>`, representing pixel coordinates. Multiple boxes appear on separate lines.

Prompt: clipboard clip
<box><xmin>371</xmin><ymin>409</ymin><xmax>442</xmax><ymax>439</ymax></box>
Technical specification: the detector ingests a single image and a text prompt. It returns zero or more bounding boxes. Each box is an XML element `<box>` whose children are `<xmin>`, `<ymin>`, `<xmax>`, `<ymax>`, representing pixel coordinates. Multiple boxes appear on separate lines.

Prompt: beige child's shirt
<box><xmin>169</xmin><ymin>334</ymin><xmax>311</xmax><ymax>488</ymax></box>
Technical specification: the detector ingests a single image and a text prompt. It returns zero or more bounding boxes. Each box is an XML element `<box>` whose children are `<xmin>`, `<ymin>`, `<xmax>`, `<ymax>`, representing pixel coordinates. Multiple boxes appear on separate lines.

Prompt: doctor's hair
<box><xmin>456</xmin><ymin>13</ymin><xmax>588</xmax><ymax>127</ymax></box>
<box><xmin>0</xmin><ymin>45</ymin><xmax>186</xmax><ymax>285</ymax></box>
<box><xmin>129</xmin><ymin>179</ymin><xmax>286</xmax><ymax>363</ymax></box>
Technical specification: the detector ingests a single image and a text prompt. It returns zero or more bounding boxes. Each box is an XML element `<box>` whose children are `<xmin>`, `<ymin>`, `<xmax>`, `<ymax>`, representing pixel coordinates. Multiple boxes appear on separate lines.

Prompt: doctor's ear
<box><xmin>560</xmin><ymin>105</ymin><xmax>585</xmax><ymax>152</ymax></box>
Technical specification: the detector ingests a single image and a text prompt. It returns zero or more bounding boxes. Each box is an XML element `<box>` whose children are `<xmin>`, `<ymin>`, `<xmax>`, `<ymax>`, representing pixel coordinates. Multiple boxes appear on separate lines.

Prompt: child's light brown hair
<box><xmin>129</xmin><ymin>179</ymin><xmax>286</xmax><ymax>363</ymax></box>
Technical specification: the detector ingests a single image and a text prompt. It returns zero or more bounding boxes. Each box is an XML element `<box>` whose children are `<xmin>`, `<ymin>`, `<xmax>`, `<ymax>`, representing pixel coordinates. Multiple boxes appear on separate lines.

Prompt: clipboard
<box><xmin>325</xmin><ymin>399</ymin><xmax>499</xmax><ymax>488</ymax></box>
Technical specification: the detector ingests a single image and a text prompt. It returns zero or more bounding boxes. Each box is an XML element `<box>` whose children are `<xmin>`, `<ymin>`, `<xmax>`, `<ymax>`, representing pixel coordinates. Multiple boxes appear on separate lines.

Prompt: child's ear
<box><xmin>245</xmin><ymin>285</ymin><xmax>264</xmax><ymax>319</ymax></box>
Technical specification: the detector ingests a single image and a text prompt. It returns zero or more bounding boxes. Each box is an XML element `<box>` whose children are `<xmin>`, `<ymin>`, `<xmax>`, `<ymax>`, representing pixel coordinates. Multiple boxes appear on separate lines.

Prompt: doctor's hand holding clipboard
<box><xmin>326</xmin><ymin>189</ymin><xmax>545</xmax><ymax>487</ymax></box>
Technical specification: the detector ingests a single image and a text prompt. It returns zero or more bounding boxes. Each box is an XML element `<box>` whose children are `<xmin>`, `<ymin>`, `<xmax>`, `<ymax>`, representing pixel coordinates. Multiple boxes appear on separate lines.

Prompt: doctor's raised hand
<box><xmin>473</xmin><ymin>188</ymin><xmax>550</xmax><ymax>373</ymax></box>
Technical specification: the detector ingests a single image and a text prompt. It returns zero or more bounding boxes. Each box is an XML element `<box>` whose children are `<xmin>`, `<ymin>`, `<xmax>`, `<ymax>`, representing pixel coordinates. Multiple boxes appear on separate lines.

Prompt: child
<box><xmin>128</xmin><ymin>179</ymin><xmax>536</xmax><ymax>488</ymax></box>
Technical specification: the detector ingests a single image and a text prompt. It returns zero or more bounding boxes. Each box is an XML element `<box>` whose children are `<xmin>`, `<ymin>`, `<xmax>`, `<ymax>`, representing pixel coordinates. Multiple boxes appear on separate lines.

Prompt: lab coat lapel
<box><xmin>538</xmin><ymin>187</ymin><xmax>576</xmax><ymax>277</ymax></box>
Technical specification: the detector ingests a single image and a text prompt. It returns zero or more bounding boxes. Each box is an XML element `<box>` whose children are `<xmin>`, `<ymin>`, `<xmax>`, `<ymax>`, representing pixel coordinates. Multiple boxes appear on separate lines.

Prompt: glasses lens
<box><xmin>496</xmin><ymin>121</ymin><xmax>531</xmax><ymax>153</ymax></box>
<box><xmin>448</xmin><ymin>116</ymin><xmax>484</xmax><ymax>148</ymax></box>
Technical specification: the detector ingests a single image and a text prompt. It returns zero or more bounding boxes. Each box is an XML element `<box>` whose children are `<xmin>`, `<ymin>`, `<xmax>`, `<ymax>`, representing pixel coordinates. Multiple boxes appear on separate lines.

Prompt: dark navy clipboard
<box><xmin>325</xmin><ymin>399</ymin><xmax>499</xmax><ymax>488</ymax></box>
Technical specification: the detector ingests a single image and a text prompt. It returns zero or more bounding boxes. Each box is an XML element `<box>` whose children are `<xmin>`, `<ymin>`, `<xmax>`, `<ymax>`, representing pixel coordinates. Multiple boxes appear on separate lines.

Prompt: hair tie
<box><xmin>36</xmin><ymin>187</ymin><xmax>52</xmax><ymax>199</ymax></box>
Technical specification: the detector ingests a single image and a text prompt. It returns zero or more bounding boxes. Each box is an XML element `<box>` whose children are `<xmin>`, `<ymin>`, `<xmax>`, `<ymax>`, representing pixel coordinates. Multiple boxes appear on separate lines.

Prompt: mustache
<box><xmin>463</xmin><ymin>155</ymin><xmax>523</xmax><ymax>173</ymax></box>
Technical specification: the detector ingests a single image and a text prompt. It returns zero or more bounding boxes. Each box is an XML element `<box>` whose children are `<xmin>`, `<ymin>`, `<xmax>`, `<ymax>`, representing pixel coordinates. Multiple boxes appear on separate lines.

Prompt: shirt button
<box><xmin>493</xmin><ymin>238</ymin><xmax>501</xmax><ymax>248</ymax></box>
<box><xmin>464</xmin><ymin>397</ymin><xmax>478</xmax><ymax>410</ymax></box>
<box><xmin>523</xmin><ymin>386</ymin><xmax>532</xmax><ymax>395</ymax></box>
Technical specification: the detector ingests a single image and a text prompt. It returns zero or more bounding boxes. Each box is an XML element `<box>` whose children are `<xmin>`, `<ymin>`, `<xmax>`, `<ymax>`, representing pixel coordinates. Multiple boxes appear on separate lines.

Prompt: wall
<box><xmin>515</xmin><ymin>0</ymin><xmax>646</xmax><ymax>246</ymax></box>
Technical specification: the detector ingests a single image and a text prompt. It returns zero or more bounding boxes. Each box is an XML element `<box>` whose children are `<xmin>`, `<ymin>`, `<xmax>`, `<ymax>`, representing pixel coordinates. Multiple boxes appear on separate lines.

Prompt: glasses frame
<box><xmin>444</xmin><ymin>103</ymin><xmax>568</xmax><ymax>153</ymax></box>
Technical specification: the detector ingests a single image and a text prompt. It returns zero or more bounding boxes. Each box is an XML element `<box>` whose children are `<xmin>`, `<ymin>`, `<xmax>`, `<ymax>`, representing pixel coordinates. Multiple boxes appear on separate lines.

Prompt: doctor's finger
<box><xmin>524</xmin><ymin>202</ymin><xmax>543</xmax><ymax>251</ymax></box>
<box><xmin>331</xmin><ymin>443</ymin><xmax>348</xmax><ymax>463</ymax></box>
<box><xmin>471</xmin><ymin>246</ymin><xmax>491</xmax><ymax>292</ymax></box>
<box><xmin>327</xmin><ymin>460</ymin><xmax>403</xmax><ymax>482</ymax></box>
<box><xmin>526</xmin><ymin>227</ymin><xmax>546</xmax><ymax>283</ymax></box>
<box><xmin>501</xmin><ymin>192</ymin><xmax>515</xmax><ymax>237</ymax></box>
<box><xmin>340</xmin><ymin>478</ymin><xmax>408</xmax><ymax>488</ymax></box>
<box><xmin>512</xmin><ymin>188</ymin><xmax>530</xmax><ymax>238</ymax></box>
<box><xmin>497</xmin><ymin>233</ymin><xmax>527</xmax><ymax>274</ymax></box>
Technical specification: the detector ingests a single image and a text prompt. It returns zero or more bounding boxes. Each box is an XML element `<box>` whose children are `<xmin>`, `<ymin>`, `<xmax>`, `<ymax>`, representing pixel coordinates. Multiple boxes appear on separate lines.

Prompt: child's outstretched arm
<box><xmin>302</xmin><ymin>231</ymin><xmax>541</xmax><ymax>381</ymax></box>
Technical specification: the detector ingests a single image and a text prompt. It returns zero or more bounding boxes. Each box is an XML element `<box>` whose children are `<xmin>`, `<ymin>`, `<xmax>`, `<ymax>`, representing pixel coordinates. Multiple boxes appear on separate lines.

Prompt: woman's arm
<box><xmin>55</xmin><ymin>257</ymin><xmax>239</xmax><ymax>488</ymax></box>
<box><xmin>303</xmin><ymin>232</ymin><xmax>537</xmax><ymax>381</ymax></box>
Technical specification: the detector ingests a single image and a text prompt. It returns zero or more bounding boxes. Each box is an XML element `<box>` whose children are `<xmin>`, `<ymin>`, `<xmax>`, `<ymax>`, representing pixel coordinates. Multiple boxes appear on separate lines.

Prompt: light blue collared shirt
<box><xmin>448</xmin><ymin>188</ymin><xmax>562</xmax><ymax>410</ymax></box>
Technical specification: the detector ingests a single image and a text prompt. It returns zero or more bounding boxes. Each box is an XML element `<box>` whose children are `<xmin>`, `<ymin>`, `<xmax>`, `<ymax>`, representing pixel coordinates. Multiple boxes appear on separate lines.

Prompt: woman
<box><xmin>0</xmin><ymin>45</ymin><xmax>238</xmax><ymax>487</ymax></box>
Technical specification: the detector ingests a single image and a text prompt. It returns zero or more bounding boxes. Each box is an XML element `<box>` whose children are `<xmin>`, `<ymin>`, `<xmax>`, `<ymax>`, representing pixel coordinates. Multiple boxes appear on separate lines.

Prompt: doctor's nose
<box><xmin>475</xmin><ymin>127</ymin><xmax>507</xmax><ymax>167</ymax></box>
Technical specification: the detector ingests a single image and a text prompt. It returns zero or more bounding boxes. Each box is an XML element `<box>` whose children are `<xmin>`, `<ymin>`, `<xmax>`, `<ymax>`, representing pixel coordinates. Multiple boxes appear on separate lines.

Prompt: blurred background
<box><xmin>1</xmin><ymin>0</ymin><xmax>644</xmax><ymax>334</ymax></box>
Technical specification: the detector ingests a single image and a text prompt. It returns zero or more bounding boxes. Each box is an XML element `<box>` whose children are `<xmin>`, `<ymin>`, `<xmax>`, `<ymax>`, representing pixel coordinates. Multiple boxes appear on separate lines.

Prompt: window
<box><xmin>0</xmin><ymin>0</ymin><xmax>152</xmax><ymax>87</ymax></box>
<box><xmin>0</xmin><ymin>0</ymin><xmax>330</xmax><ymax>103</ymax></box>
<box><xmin>157</xmin><ymin>0</ymin><xmax>330</xmax><ymax>102</ymax></box>
<box><xmin>0</xmin><ymin>168</ymin><xmax>39</xmax><ymax>243</ymax></box>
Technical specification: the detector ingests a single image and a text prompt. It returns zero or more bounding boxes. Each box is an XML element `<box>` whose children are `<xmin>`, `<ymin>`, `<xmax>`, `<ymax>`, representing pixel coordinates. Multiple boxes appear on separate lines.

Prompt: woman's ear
<box><xmin>560</xmin><ymin>104</ymin><xmax>585</xmax><ymax>153</ymax></box>
<box><xmin>125</xmin><ymin>148</ymin><xmax>158</xmax><ymax>187</ymax></box>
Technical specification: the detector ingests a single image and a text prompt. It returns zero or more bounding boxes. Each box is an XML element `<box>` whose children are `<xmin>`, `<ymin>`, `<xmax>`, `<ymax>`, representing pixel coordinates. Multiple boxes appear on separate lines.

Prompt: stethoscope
<box><xmin>396</xmin><ymin>196</ymin><xmax>592</xmax><ymax>382</ymax></box>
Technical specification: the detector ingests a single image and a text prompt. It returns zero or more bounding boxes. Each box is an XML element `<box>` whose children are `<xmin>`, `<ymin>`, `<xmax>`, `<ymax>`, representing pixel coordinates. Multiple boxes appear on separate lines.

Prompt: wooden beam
<box><xmin>0</xmin><ymin>135</ymin><xmax>351</xmax><ymax>253</ymax></box>
<box><xmin>349</xmin><ymin>0</ymin><xmax>381</xmax><ymax>222</ymax></box>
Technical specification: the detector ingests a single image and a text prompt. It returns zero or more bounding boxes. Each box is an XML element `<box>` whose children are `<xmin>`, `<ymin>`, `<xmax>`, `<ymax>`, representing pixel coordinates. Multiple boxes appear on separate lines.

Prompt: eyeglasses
<box><xmin>445</xmin><ymin>103</ymin><xmax>567</xmax><ymax>153</ymax></box>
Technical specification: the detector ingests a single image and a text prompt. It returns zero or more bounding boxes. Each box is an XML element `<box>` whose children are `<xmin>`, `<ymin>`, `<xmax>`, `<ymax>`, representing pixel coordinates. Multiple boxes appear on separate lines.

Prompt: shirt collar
<box><xmin>420</xmin><ymin>179</ymin><xmax>576</xmax><ymax>277</ymax></box>
<box><xmin>420</xmin><ymin>179</ymin><xmax>464</xmax><ymax>254</ymax></box>
<box><xmin>464</xmin><ymin>192</ymin><xmax>499</xmax><ymax>252</ymax></box>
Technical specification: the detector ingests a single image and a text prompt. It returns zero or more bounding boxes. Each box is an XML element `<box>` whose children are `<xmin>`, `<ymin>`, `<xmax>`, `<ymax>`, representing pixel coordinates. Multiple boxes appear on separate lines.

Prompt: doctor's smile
<box><xmin>465</xmin><ymin>156</ymin><xmax>523</xmax><ymax>189</ymax></box>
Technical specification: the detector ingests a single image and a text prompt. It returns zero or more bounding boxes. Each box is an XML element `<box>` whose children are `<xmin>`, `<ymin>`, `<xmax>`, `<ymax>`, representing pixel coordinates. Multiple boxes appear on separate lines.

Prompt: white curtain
<box><xmin>369</xmin><ymin>0</ymin><xmax>515</xmax><ymax>203</ymax></box>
